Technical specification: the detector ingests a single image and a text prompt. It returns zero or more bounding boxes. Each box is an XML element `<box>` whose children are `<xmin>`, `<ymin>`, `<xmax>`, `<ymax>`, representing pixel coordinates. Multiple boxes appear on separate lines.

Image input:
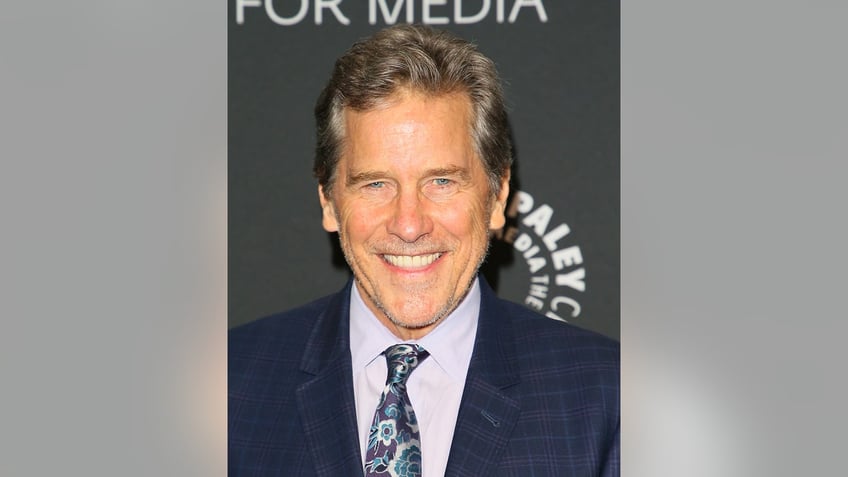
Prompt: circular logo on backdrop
<box><xmin>491</xmin><ymin>190</ymin><xmax>586</xmax><ymax>323</ymax></box>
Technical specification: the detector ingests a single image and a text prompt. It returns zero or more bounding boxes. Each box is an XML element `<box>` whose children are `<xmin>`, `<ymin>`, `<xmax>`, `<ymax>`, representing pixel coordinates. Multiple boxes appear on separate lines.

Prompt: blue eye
<box><xmin>366</xmin><ymin>181</ymin><xmax>385</xmax><ymax>189</ymax></box>
<box><xmin>433</xmin><ymin>178</ymin><xmax>451</xmax><ymax>186</ymax></box>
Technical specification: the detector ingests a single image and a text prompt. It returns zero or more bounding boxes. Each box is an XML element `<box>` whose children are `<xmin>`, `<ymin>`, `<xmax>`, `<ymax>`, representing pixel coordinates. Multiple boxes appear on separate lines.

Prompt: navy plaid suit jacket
<box><xmin>229</xmin><ymin>277</ymin><xmax>619</xmax><ymax>476</ymax></box>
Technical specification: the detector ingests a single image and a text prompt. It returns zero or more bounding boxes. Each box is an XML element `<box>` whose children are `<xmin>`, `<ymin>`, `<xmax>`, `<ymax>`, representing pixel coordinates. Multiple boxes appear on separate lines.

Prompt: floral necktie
<box><xmin>364</xmin><ymin>344</ymin><xmax>429</xmax><ymax>477</ymax></box>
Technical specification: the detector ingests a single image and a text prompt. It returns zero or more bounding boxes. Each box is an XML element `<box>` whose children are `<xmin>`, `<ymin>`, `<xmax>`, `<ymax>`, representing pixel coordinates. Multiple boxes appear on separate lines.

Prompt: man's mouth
<box><xmin>382</xmin><ymin>252</ymin><xmax>443</xmax><ymax>268</ymax></box>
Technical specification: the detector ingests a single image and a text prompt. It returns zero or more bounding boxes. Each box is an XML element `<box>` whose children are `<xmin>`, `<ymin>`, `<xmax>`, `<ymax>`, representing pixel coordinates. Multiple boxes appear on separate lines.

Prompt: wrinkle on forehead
<box><xmin>340</xmin><ymin>90</ymin><xmax>476</xmax><ymax>181</ymax></box>
<box><xmin>344</xmin><ymin>87</ymin><xmax>472</xmax><ymax>137</ymax></box>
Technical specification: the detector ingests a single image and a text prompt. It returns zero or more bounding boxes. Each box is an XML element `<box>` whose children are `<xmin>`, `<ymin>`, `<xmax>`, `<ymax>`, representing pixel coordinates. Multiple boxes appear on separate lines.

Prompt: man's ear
<box><xmin>488</xmin><ymin>173</ymin><xmax>511</xmax><ymax>230</ymax></box>
<box><xmin>318</xmin><ymin>185</ymin><xmax>339</xmax><ymax>232</ymax></box>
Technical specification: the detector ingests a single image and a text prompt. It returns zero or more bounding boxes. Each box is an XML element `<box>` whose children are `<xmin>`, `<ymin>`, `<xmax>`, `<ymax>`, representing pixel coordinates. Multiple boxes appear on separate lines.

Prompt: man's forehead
<box><xmin>343</xmin><ymin>87</ymin><xmax>472</xmax><ymax>117</ymax></box>
<box><xmin>340</xmin><ymin>92</ymin><xmax>476</xmax><ymax>149</ymax></box>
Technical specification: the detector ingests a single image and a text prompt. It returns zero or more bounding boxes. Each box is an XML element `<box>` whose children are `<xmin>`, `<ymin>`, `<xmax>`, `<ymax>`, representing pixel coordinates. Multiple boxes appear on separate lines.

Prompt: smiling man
<box><xmin>319</xmin><ymin>88</ymin><xmax>508</xmax><ymax>340</ymax></box>
<box><xmin>229</xmin><ymin>25</ymin><xmax>619</xmax><ymax>477</ymax></box>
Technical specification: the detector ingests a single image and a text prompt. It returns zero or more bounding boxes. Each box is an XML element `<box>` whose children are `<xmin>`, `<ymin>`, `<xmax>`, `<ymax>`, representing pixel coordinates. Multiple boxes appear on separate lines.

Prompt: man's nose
<box><xmin>386</xmin><ymin>188</ymin><xmax>433</xmax><ymax>243</ymax></box>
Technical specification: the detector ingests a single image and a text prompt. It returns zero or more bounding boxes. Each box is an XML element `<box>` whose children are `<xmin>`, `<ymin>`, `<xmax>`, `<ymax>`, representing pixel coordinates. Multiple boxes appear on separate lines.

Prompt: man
<box><xmin>229</xmin><ymin>24</ymin><xmax>619</xmax><ymax>477</ymax></box>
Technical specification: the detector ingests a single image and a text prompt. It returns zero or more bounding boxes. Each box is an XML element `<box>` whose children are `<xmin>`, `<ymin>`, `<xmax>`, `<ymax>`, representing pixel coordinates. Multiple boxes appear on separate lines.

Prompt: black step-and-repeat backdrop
<box><xmin>229</xmin><ymin>0</ymin><xmax>619</xmax><ymax>340</ymax></box>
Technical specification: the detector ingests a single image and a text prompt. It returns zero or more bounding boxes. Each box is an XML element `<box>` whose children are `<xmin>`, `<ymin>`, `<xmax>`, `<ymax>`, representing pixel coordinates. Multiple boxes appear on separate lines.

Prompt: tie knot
<box><xmin>384</xmin><ymin>343</ymin><xmax>428</xmax><ymax>386</ymax></box>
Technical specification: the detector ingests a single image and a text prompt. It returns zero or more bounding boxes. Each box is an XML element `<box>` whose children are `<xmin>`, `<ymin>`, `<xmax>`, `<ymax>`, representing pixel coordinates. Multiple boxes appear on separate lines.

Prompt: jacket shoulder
<box><xmin>228</xmin><ymin>293</ymin><xmax>337</xmax><ymax>387</ymax></box>
<box><xmin>230</xmin><ymin>294</ymin><xmax>334</xmax><ymax>345</ymax></box>
<box><xmin>497</xmin><ymin>298</ymin><xmax>620</xmax><ymax>380</ymax></box>
<box><xmin>500</xmin><ymin>298</ymin><xmax>618</xmax><ymax>347</ymax></box>
<box><xmin>498</xmin><ymin>298</ymin><xmax>620</xmax><ymax>431</ymax></box>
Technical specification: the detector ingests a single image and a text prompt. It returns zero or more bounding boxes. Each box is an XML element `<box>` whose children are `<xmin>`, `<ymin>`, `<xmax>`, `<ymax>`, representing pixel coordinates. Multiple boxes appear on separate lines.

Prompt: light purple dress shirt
<box><xmin>349</xmin><ymin>278</ymin><xmax>480</xmax><ymax>477</ymax></box>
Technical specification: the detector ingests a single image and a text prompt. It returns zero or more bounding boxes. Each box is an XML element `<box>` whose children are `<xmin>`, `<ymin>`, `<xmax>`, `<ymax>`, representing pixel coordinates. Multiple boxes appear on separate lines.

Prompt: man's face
<box><xmin>319</xmin><ymin>90</ymin><xmax>509</xmax><ymax>340</ymax></box>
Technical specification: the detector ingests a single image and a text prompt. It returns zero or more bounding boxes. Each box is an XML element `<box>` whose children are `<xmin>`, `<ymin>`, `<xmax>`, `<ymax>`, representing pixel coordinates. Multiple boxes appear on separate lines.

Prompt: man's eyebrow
<box><xmin>426</xmin><ymin>166</ymin><xmax>471</xmax><ymax>181</ymax></box>
<box><xmin>345</xmin><ymin>170</ymin><xmax>389</xmax><ymax>186</ymax></box>
<box><xmin>346</xmin><ymin>166</ymin><xmax>472</xmax><ymax>186</ymax></box>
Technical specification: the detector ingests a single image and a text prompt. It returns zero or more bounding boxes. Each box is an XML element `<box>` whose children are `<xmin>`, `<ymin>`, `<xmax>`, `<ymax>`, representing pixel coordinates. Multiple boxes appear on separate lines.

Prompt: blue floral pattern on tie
<box><xmin>364</xmin><ymin>344</ymin><xmax>428</xmax><ymax>477</ymax></box>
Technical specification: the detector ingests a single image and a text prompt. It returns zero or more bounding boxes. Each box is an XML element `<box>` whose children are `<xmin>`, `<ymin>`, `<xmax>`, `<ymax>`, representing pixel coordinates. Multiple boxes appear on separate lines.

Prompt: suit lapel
<box><xmin>444</xmin><ymin>278</ymin><xmax>522</xmax><ymax>477</ymax></box>
<box><xmin>295</xmin><ymin>283</ymin><xmax>365</xmax><ymax>477</ymax></box>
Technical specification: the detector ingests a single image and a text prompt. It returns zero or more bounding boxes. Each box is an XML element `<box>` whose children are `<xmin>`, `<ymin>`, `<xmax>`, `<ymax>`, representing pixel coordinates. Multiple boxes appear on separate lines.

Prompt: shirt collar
<box><xmin>349</xmin><ymin>278</ymin><xmax>480</xmax><ymax>383</ymax></box>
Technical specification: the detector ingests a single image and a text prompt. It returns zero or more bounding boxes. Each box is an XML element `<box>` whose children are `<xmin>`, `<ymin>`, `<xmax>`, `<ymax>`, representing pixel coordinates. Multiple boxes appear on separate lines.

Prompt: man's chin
<box><xmin>383</xmin><ymin>299</ymin><xmax>459</xmax><ymax>330</ymax></box>
<box><xmin>390</xmin><ymin>316</ymin><xmax>442</xmax><ymax>331</ymax></box>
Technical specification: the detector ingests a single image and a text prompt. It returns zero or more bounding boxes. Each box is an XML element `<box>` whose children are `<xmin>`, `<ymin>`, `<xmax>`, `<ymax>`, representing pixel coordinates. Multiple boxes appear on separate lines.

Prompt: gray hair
<box><xmin>314</xmin><ymin>24</ymin><xmax>512</xmax><ymax>196</ymax></box>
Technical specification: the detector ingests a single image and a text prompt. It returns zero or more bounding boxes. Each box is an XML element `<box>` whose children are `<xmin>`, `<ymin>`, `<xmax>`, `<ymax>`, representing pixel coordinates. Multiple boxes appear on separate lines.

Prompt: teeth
<box><xmin>383</xmin><ymin>253</ymin><xmax>441</xmax><ymax>268</ymax></box>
